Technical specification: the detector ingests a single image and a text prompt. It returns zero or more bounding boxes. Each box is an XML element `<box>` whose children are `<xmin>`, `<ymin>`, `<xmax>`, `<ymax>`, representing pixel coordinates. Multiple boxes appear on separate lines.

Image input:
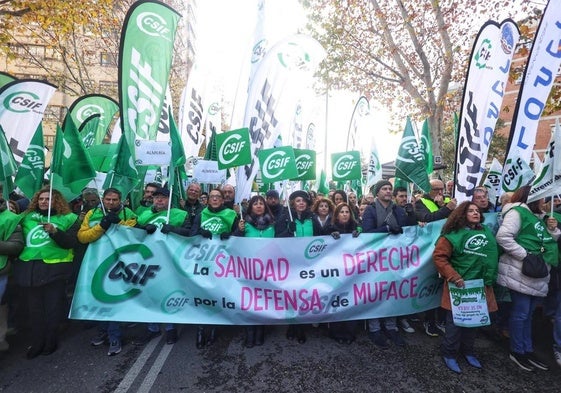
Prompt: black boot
<box><xmin>195</xmin><ymin>327</ymin><xmax>205</xmax><ymax>349</ymax></box>
<box><xmin>286</xmin><ymin>325</ymin><xmax>295</xmax><ymax>340</ymax></box>
<box><xmin>255</xmin><ymin>326</ymin><xmax>264</xmax><ymax>346</ymax></box>
<box><xmin>206</xmin><ymin>327</ymin><xmax>216</xmax><ymax>346</ymax></box>
<box><xmin>42</xmin><ymin>333</ymin><xmax>58</xmax><ymax>356</ymax></box>
<box><xmin>244</xmin><ymin>326</ymin><xmax>256</xmax><ymax>348</ymax></box>
<box><xmin>296</xmin><ymin>326</ymin><xmax>306</xmax><ymax>344</ymax></box>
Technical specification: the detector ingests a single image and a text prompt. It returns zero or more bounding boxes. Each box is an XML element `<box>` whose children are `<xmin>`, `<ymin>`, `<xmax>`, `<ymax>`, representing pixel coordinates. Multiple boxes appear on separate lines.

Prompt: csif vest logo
<box><xmin>465</xmin><ymin>234</ymin><xmax>489</xmax><ymax>251</ymax></box>
<box><xmin>333</xmin><ymin>154</ymin><xmax>358</xmax><ymax>179</ymax></box>
<box><xmin>26</xmin><ymin>225</ymin><xmax>54</xmax><ymax>248</ymax></box>
<box><xmin>295</xmin><ymin>153</ymin><xmax>313</xmax><ymax>176</ymax></box>
<box><xmin>262</xmin><ymin>150</ymin><xmax>291</xmax><ymax>180</ymax></box>
<box><xmin>3</xmin><ymin>91</ymin><xmax>43</xmax><ymax>113</ymax></box>
<box><xmin>137</xmin><ymin>11</ymin><xmax>172</xmax><ymax>41</ymax></box>
<box><xmin>218</xmin><ymin>133</ymin><xmax>246</xmax><ymax>165</ymax></box>
<box><xmin>201</xmin><ymin>217</ymin><xmax>225</xmax><ymax>234</ymax></box>
<box><xmin>76</xmin><ymin>104</ymin><xmax>104</xmax><ymax>123</ymax></box>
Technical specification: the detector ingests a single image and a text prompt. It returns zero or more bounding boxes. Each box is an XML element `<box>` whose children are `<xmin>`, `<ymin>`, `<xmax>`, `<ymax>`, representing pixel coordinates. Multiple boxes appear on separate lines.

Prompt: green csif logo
<box><xmin>305</xmin><ymin>238</ymin><xmax>327</xmax><ymax>259</ymax></box>
<box><xmin>3</xmin><ymin>91</ymin><xmax>42</xmax><ymax>113</ymax></box>
<box><xmin>91</xmin><ymin>243</ymin><xmax>157</xmax><ymax>303</ymax></box>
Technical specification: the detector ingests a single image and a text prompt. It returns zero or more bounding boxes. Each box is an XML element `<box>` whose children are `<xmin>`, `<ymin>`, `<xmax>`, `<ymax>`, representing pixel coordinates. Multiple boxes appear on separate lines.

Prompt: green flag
<box><xmin>317</xmin><ymin>169</ymin><xmax>329</xmax><ymax>195</ymax></box>
<box><xmin>102</xmin><ymin>133</ymin><xmax>140</xmax><ymax>198</ymax></box>
<box><xmin>395</xmin><ymin>117</ymin><xmax>430</xmax><ymax>193</ymax></box>
<box><xmin>258</xmin><ymin>146</ymin><xmax>298</xmax><ymax>183</ymax></box>
<box><xmin>331</xmin><ymin>151</ymin><xmax>362</xmax><ymax>182</ymax></box>
<box><xmin>51</xmin><ymin>118</ymin><xmax>96</xmax><ymax>199</ymax></box>
<box><xmin>216</xmin><ymin>128</ymin><xmax>252</xmax><ymax>169</ymax></box>
<box><xmin>169</xmin><ymin>112</ymin><xmax>187</xmax><ymax>207</ymax></box>
<box><xmin>0</xmin><ymin>125</ymin><xmax>17</xmax><ymax>198</ymax></box>
<box><xmin>292</xmin><ymin>149</ymin><xmax>316</xmax><ymax>181</ymax></box>
<box><xmin>204</xmin><ymin>129</ymin><xmax>218</xmax><ymax>161</ymax></box>
<box><xmin>14</xmin><ymin>123</ymin><xmax>45</xmax><ymax>199</ymax></box>
<box><xmin>420</xmin><ymin>119</ymin><xmax>433</xmax><ymax>174</ymax></box>
<box><xmin>78</xmin><ymin>113</ymin><xmax>101</xmax><ymax>148</ymax></box>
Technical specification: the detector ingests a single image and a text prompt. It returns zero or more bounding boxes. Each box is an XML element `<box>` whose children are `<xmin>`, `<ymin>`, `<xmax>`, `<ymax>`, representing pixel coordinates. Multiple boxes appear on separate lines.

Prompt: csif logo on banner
<box><xmin>137</xmin><ymin>12</ymin><xmax>172</xmax><ymax>41</ymax></box>
<box><xmin>3</xmin><ymin>91</ymin><xmax>43</xmax><ymax>113</ymax></box>
<box><xmin>252</xmin><ymin>38</ymin><xmax>268</xmax><ymax>64</ymax></box>
<box><xmin>91</xmin><ymin>244</ymin><xmax>160</xmax><ymax>303</ymax></box>
<box><xmin>331</xmin><ymin>151</ymin><xmax>361</xmax><ymax>181</ymax></box>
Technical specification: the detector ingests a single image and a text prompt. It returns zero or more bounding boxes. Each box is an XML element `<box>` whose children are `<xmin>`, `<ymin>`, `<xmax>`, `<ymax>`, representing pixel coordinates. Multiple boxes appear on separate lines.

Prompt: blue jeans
<box><xmin>553</xmin><ymin>290</ymin><xmax>561</xmax><ymax>352</ymax></box>
<box><xmin>509</xmin><ymin>290</ymin><xmax>541</xmax><ymax>354</ymax></box>
<box><xmin>0</xmin><ymin>275</ymin><xmax>7</xmax><ymax>303</ymax></box>
<box><xmin>368</xmin><ymin>317</ymin><xmax>397</xmax><ymax>332</ymax></box>
<box><xmin>148</xmin><ymin>323</ymin><xmax>174</xmax><ymax>332</ymax></box>
<box><xmin>99</xmin><ymin>321</ymin><xmax>121</xmax><ymax>342</ymax></box>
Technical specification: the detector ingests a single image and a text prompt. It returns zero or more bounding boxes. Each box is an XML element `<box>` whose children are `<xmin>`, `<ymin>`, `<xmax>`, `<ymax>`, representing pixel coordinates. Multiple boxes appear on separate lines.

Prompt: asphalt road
<box><xmin>2</xmin><ymin>313</ymin><xmax>561</xmax><ymax>393</ymax></box>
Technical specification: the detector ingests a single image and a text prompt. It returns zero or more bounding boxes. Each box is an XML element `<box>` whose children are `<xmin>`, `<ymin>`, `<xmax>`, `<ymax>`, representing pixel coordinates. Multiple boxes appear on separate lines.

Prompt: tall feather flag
<box><xmin>529</xmin><ymin>119</ymin><xmax>561</xmax><ymax>202</ymax></box>
<box><xmin>502</xmin><ymin>0</ymin><xmax>561</xmax><ymax>192</ymax></box>
<box><xmin>68</xmin><ymin>94</ymin><xmax>119</xmax><ymax>146</ymax></box>
<box><xmin>482</xmin><ymin>158</ymin><xmax>503</xmax><ymax>207</ymax></box>
<box><xmin>235</xmin><ymin>34</ymin><xmax>326</xmax><ymax>202</ymax></box>
<box><xmin>14</xmin><ymin>123</ymin><xmax>45</xmax><ymax>198</ymax></box>
<box><xmin>395</xmin><ymin>117</ymin><xmax>430</xmax><ymax>193</ymax></box>
<box><xmin>420</xmin><ymin>119</ymin><xmax>433</xmax><ymax>174</ymax></box>
<box><xmin>454</xmin><ymin>19</ymin><xmax>519</xmax><ymax>202</ymax></box>
<box><xmin>0</xmin><ymin>126</ymin><xmax>17</xmax><ymax>198</ymax></box>
<box><xmin>50</xmin><ymin>117</ymin><xmax>96</xmax><ymax>200</ymax></box>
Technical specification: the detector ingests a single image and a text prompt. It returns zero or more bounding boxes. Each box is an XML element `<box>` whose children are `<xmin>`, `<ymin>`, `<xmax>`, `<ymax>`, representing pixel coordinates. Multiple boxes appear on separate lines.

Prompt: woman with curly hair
<box><xmin>13</xmin><ymin>187</ymin><xmax>79</xmax><ymax>359</ymax></box>
<box><xmin>433</xmin><ymin>201</ymin><xmax>499</xmax><ymax>373</ymax></box>
<box><xmin>235</xmin><ymin>194</ymin><xmax>276</xmax><ymax>348</ymax></box>
<box><xmin>311</xmin><ymin>197</ymin><xmax>335</xmax><ymax>231</ymax></box>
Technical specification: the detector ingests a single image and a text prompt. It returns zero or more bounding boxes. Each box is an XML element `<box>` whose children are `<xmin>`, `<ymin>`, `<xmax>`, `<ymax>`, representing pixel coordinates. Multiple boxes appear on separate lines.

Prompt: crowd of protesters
<box><xmin>1</xmin><ymin>179</ymin><xmax>561</xmax><ymax>375</ymax></box>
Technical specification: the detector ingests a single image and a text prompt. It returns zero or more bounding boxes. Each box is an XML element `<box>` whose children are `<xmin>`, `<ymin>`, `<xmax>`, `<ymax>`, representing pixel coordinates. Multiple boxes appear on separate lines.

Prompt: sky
<box><xmin>195</xmin><ymin>0</ymin><xmax>400</xmax><ymax>166</ymax></box>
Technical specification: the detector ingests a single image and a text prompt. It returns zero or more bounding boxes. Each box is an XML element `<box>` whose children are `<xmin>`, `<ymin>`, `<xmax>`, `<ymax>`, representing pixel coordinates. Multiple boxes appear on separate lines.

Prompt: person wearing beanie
<box><xmin>361</xmin><ymin>180</ymin><xmax>410</xmax><ymax>349</ymax></box>
<box><xmin>275</xmin><ymin>190</ymin><xmax>323</xmax><ymax>343</ymax></box>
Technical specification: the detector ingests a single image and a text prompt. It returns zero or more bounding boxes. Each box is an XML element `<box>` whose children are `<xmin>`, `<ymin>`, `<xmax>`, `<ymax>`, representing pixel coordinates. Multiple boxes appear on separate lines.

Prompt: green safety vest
<box><xmin>200</xmin><ymin>208</ymin><xmax>237</xmax><ymax>235</ymax></box>
<box><xmin>245</xmin><ymin>222</ymin><xmax>275</xmax><ymax>238</ymax></box>
<box><xmin>137</xmin><ymin>208</ymin><xmax>188</xmax><ymax>227</ymax></box>
<box><xmin>19</xmin><ymin>212</ymin><xmax>77</xmax><ymax>263</ymax></box>
<box><xmin>0</xmin><ymin>209</ymin><xmax>21</xmax><ymax>270</ymax></box>
<box><xmin>511</xmin><ymin>206</ymin><xmax>558</xmax><ymax>266</ymax></box>
<box><xmin>295</xmin><ymin>219</ymin><xmax>314</xmax><ymax>237</ymax></box>
<box><xmin>442</xmin><ymin>226</ymin><xmax>499</xmax><ymax>285</ymax></box>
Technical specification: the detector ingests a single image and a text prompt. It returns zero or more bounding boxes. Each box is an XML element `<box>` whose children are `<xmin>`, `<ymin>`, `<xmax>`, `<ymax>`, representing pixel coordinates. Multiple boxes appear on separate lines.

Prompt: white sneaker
<box><xmin>399</xmin><ymin>319</ymin><xmax>415</xmax><ymax>334</ymax></box>
<box><xmin>554</xmin><ymin>349</ymin><xmax>561</xmax><ymax>368</ymax></box>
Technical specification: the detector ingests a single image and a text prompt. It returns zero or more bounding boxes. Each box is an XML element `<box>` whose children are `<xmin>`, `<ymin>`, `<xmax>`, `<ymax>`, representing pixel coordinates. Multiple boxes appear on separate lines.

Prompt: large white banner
<box><xmin>455</xmin><ymin>20</ymin><xmax>519</xmax><ymax>202</ymax></box>
<box><xmin>0</xmin><ymin>79</ymin><xmax>56</xmax><ymax>163</ymax></box>
<box><xmin>502</xmin><ymin>1</ymin><xmax>561</xmax><ymax>192</ymax></box>
<box><xmin>70</xmin><ymin>219</ymin><xmax>483</xmax><ymax>324</ymax></box>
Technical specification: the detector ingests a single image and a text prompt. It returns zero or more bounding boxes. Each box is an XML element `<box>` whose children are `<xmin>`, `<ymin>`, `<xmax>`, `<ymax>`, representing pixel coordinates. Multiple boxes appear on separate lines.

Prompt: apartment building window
<box><xmin>100</xmin><ymin>52</ymin><xmax>117</xmax><ymax>67</ymax></box>
<box><xmin>44</xmin><ymin>135</ymin><xmax>55</xmax><ymax>149</ymax></box>
<box><xmin>98</xmin><ymin>80</ymin><xmax>118</xmax><ymax>95</ymax></box>
<box><xmin>14</xmin><ymin>73</ymin><xmax>44</xmax><ymax>80</ymax></box>
<box><xmin>43</xmin><ymin>106</ymin><xmax>64</xmax><ymax>123</ymax></box>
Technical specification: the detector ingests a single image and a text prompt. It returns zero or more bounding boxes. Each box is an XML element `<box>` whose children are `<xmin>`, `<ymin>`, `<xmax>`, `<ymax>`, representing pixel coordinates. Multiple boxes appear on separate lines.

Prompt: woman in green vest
<box><xmin>234</xmin><ymin>194</ymin><xmax>276</xmax><ymax>348</ymax></box>
<box><xmin>0</xmin><ymin>199</ymin><xmax>24</xmax><ymax>352</ymax></box>
<box><xmin>433</xmin><ymin>201</ymin><xmax>499</xmax><ymax>373</ymax></box>
<box><xmin>13</xmin><ymin>188</ymin><xmax>79</xmax><ymax>359</ymax></box>
<box><xmin>190</xmin><ymin>188</ymin><xmax>239</xmax><ymax>349</ymax></box>
<box><xmin>276</xmin><ymin>190</ymin><xmax>323</xmax><ymax>344</ymax></box>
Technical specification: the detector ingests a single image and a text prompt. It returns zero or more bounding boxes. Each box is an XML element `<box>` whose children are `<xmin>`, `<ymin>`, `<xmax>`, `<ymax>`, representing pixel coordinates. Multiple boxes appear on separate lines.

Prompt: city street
<box><xmin>1</xmin><ymin>315</ymin><xmax>561</xmax><ymax>392</ymax></box>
